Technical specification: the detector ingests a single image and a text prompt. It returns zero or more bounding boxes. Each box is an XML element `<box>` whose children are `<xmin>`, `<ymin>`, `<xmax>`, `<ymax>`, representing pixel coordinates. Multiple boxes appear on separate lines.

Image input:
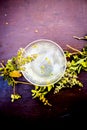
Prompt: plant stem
<box><xmin>13</xmin><ymin>79</ymin><xmax>33</xmax><ymax>85</ymax></box>
<box><xmin>73</xmin><ymin>36</ymin><xmax>83</xmax><ymax>40</ymax></box>
<box><xmin>0</xmin><ymin>62</ymin><xmax>5</xmax><ymax>68</ymax></box>
<box><xmin>13</xmin><ymin>84</ymin><xmax>16</xmax><ymax>95</ymax></box>
<box><xmin>66</xmin><ymin>44</ymin><xmax>82</xmax><ymax>55</ymax></box>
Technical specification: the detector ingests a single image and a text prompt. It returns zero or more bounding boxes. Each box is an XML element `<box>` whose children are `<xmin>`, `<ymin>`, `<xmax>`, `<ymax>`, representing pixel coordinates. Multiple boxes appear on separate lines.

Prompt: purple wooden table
<box><xmin>0</xmin><ymin>0</ymin><xmax>87</xmax><ymax>129</ymax></box>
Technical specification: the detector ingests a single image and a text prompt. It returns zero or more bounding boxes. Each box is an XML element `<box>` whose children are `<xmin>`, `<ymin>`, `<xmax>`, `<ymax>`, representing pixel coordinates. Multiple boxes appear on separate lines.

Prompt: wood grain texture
<box><xmin>0</xmin><ymin>0</ymin><xmax>87</xmax><ymax>128</ymax></box>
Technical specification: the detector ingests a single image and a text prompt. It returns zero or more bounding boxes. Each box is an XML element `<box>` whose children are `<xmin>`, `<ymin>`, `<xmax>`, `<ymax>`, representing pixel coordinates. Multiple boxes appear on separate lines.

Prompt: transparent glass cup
<box><xmin>21</xmin><ymin>39</ymin><xmax>66</xmax><ymax>86</ymax></box>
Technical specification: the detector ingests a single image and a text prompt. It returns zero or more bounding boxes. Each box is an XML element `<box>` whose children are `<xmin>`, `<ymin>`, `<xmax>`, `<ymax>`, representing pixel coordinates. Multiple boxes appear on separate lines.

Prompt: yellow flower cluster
<box><xmin>9</xmin><ymin>70</ymin><xmax>22</xmax><ymax>78</ymax></box>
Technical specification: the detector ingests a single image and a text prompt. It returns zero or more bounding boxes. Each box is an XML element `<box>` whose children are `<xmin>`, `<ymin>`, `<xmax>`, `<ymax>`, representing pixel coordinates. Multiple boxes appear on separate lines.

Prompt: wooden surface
<box><xmin>0</xmin><ymin>0</ymin><xmax>87</xmax><ymax>128</ymax></box>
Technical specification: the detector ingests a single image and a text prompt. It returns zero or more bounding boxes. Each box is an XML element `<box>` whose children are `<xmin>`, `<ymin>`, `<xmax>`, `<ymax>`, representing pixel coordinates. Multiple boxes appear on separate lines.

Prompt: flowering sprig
<box><xmin>0</xmin><ymin>45</ymin><xmax>87</xmax><ymax>106</ymax></box>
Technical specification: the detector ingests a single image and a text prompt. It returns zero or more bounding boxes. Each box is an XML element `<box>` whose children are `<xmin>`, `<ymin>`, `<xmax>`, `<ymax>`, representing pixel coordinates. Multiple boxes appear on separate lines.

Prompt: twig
<box><xmin>0</xmin><ymin>62</ymin><xmax>5</xmax><ymax>68</ymax></box>
<box><xmin>13</xmin><ymin>79</ymin><xmax>33</xmax><ymax>85</ymax></box>
<box><xmin>13</xmin><ymin>84</ymin><xmax>16</xmax><ymax>95</ymax></box>
<box><xmin>73</xmin><ymin>36</ymin><xmax>84</xmax><ymax>40</ymax></box>
<box><xmin>66</xmin><ymin>44</ymin><xmax>82</xmax><ymax>55</ymax></box>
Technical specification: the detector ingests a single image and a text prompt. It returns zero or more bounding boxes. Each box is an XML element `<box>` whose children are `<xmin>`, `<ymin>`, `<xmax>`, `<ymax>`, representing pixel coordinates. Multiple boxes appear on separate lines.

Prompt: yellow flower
<box><xmin>9</xmin><ymin>70</ymin><xmax>22</xmax><ymax>78</ymax></box>
<box><xmin>45</xmin><ymin>57</ymin><xmax>51</xmax><ymax>64</ymax></box>
<box><xmin>11</xmin><ymin>94</ymin><xmax>21</xmax><ymax>102</ymax></box>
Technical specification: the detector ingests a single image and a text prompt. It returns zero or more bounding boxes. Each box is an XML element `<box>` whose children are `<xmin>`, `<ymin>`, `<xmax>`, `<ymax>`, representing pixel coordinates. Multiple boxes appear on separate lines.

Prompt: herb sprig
<box><xmin>0</xmin><ymin>45</ymin><xmax>87</xmax><ymax>106</ymax></box>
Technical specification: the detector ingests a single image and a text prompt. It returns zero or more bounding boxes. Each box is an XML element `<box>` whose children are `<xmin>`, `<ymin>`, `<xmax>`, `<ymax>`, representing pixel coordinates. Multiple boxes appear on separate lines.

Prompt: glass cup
<box><xmin>21</xmin><ymin>39</ymin><xmax>66</xmax><ymax>86</ymax></box>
